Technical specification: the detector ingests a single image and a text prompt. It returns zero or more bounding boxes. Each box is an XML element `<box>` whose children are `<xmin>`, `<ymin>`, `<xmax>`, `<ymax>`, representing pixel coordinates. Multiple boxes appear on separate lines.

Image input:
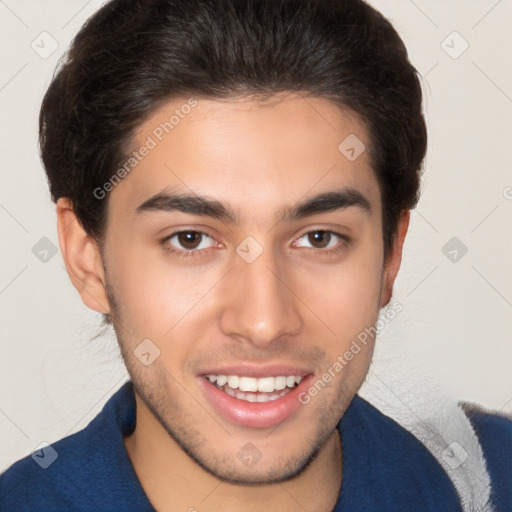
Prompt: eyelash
<box><xmin>161</xmin><ymin>229</ymin><xmax>350</xmax><ymax>258</ymax></box>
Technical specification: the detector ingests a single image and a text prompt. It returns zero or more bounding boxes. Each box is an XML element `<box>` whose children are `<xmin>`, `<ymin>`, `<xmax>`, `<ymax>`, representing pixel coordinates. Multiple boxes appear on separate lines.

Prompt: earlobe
<box><xmin>56</xmin><ymin>198</ymin><xmax>110</xmax><ymax>315</ymax></box>
<box><xmin>380</xmin><ymin>210</ymin><xmax>410</xmax><ymax>307</ymax></box>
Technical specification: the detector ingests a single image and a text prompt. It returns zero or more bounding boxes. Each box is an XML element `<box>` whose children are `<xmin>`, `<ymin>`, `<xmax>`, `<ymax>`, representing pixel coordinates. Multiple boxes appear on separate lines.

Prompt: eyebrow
<box><xmin>135</xmin><ymin>187</ymin><xmax>371</xmax><ymax>223</ymax></box>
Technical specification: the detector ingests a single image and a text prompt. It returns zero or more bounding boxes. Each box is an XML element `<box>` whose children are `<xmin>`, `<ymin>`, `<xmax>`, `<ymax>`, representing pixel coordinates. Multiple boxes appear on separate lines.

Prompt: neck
<box><xmin>124</xmin><ymin>393</ymin><xmax>342</xmax><ymax>512</ymax></box>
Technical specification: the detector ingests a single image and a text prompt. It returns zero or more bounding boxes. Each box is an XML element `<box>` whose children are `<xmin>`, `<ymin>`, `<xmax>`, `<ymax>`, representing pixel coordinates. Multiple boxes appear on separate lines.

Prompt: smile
<box><xmin>205</xmin><ymin>374</ymin><xmax>303</xmax><ymax>403</ymax></box>
<box><xmin>198</xmin><ymin>370</ymin><xmax>313</xmax><ymax>428</ymax></box>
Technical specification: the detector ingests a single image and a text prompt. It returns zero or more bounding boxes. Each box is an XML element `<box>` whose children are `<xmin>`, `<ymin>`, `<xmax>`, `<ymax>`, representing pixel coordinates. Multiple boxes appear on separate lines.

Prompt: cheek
<box><xmin>308</xmin><ymin>255</ymin><xmax>381</xmax><ymax>301</ymax></box>
<box><xmin>297</xmin><ymin>244</ymin><xmax>383</xmax><ymax>345</ymax></box>
<box><xmin>107</xmin><ymin>242</ymin><xmax>225</xmax><ymax>339</ymax></box>
<box><xmin>314</xmin><ymin>280</ymin><xmax>380</xmax><ymax>339</ymax></box>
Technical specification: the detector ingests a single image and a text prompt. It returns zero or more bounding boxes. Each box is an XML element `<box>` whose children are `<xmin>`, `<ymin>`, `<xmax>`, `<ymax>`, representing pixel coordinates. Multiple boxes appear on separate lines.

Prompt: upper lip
<box><xmin>198</xmin><ymin>364</ymin><xmax>312</xmax><ymax>378</ymax></box>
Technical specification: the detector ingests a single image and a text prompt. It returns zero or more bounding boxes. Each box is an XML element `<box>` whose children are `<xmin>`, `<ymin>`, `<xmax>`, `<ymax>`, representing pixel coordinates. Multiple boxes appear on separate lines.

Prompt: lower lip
<box><xmin>197</xmin><ymin>375</ymin><xmax>313</xmax><ymax>429</ymax></box>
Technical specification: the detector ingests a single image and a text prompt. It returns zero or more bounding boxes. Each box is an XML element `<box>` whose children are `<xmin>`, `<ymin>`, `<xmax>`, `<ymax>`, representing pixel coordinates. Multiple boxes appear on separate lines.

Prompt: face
<box><xmin>69</xmin><ymin>93</ymin><xmax>404</xmax><ymax>484</ymax></box>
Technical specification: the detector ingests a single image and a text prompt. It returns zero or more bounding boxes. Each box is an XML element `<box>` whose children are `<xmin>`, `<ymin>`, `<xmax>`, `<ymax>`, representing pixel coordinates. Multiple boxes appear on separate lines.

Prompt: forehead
<box><xmin>108</xmin><ymin>93</ymin><xmax>380</xmax><ymax>220</ymax></box>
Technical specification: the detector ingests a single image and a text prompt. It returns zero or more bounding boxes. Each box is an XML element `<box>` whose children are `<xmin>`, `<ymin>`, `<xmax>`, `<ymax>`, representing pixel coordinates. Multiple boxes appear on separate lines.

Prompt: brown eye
<box><xmin>165</xmin><ymin>230</ymin><xmax>215</xmax><ymax>254</ymax></box>
<box><xmin>177</xmin><ymin>231</ymin><xmax>203</xmax><ymax>250</ymax></box>
<box><xmin>307</xmin><ymin>230</ymin><xmax>331</xmax><ymax>248</ymax></box>
<box><xmin>294</xmin><ymin>229</ymin><xmax>347</xmax><ymax>253</ymax></box>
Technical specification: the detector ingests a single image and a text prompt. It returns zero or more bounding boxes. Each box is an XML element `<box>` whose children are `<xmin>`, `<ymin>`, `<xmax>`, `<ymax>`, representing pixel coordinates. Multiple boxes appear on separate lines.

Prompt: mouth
<box><xmin>197</xmin><ymin>368</ymin><xmax>313</xmax><ymax>429</ymax></box>
<box><xmin>204</xmin><ymin>374</ymin><xmax>303</xmax><ymax>403</ymax></box>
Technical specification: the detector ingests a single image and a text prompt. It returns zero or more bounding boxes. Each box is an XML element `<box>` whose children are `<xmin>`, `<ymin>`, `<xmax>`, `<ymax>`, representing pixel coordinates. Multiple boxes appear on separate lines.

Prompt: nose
<box><xmin>219</xmin><ymin>244</ymin><xmax>303</xmax><ymax>348</ymax></box>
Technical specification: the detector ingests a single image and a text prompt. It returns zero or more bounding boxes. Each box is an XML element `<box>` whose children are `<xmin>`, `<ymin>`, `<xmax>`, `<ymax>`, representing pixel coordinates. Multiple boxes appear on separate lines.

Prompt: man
<box><xmin>1</xmin><ymin>0</ymin><xmax>510</xmax><ymax>510</ymax></box>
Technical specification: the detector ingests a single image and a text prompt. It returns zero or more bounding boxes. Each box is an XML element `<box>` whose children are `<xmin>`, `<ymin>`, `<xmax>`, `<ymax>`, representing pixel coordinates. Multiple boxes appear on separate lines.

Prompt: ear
<box><xmin>56</xmin><ymin>198</ymin><xmax>110</xmax><ymax>315</ymax></box>
<box><xmin>379</xmin><ymin>210</ymin><xmax>410</xmax><ymax>307</ymax></box>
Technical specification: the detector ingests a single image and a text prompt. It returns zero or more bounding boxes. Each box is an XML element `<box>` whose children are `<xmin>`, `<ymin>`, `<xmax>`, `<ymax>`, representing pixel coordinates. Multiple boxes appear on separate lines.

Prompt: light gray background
<box><xmin>1</xmin><ymin>0</ymin><xmax>511</xmax><ymax>471</ymax></box>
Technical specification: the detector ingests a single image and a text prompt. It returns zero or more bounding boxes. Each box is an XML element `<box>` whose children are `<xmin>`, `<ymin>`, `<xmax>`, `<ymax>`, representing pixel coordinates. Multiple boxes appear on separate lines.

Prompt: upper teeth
<box><xmin>206</xmin><ymin>375</ymin><xmax>303</xmax><ymax>393</ymax></box>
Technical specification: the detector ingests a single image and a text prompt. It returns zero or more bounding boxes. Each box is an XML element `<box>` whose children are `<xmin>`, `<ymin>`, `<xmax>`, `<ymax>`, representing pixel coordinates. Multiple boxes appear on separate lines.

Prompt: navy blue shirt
<box><xmin>1</xmin><ymin>381</ymin><xmax>510</xmax><ymax>511</ymax></box>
